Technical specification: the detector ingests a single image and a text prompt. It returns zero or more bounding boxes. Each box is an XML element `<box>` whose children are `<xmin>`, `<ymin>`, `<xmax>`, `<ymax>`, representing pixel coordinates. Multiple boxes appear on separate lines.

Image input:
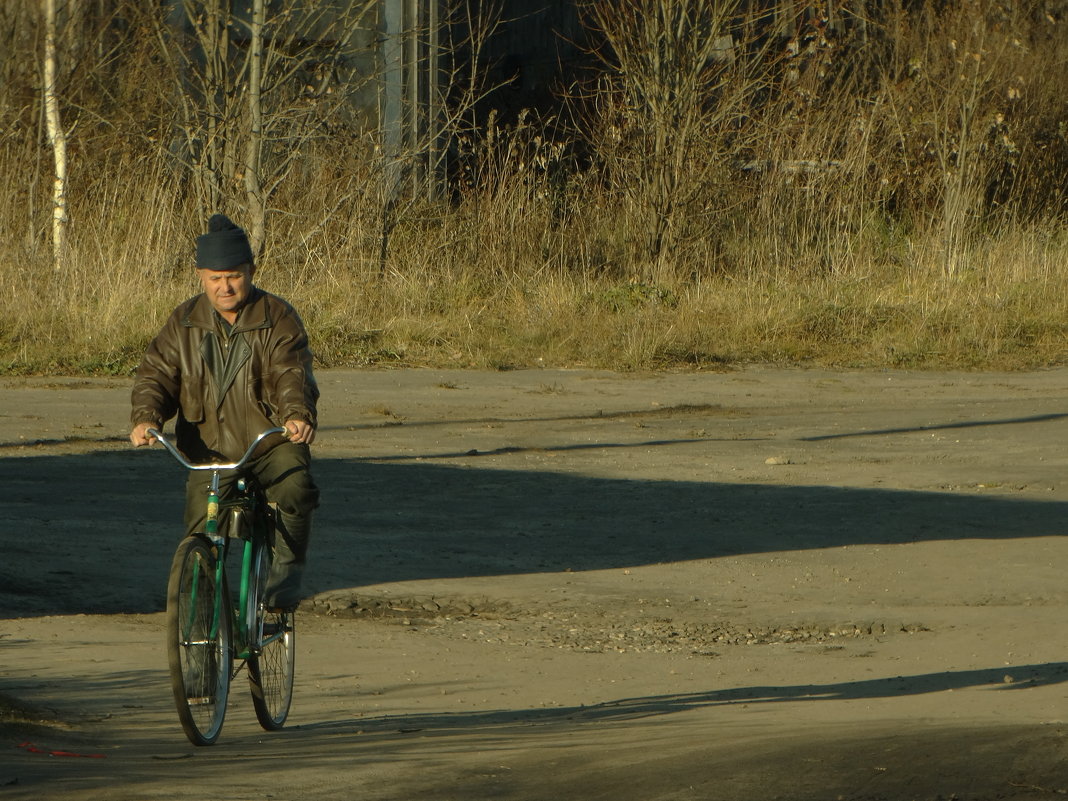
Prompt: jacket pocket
<box><xmin>179</xmin><ymin>389</ymin><xmax>205</xmax><ymax>423</ymax></box>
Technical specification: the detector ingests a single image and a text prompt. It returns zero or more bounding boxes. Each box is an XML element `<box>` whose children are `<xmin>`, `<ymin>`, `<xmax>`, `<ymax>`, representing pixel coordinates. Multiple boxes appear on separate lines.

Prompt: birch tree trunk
<box><xmin>43</xmin><ymin>0</ymin><xmax>68</xmax><ymax>269</ymax></box>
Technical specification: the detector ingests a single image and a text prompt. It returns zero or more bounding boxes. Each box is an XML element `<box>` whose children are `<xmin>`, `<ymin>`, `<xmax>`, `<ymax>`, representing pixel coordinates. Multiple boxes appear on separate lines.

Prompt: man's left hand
<box><xmin>285</xmin><ymin>419</ymin><xmax>316</xmax><ymax>445</ymax></box>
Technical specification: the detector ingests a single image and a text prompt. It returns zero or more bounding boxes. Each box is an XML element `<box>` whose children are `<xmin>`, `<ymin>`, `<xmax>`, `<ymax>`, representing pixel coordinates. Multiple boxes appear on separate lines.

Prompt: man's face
<box><xmin>198</xmin><ymin>264</ymin><xmax>254</xmax><ymax>317</ymax></box>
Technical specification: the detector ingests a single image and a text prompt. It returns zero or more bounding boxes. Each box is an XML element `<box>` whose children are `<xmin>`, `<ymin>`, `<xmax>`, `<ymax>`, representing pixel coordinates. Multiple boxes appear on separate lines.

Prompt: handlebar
<box><xmin>146</xmin><ymin>427</ymin><xmax>287</xmax><ymax>471</ymax></box>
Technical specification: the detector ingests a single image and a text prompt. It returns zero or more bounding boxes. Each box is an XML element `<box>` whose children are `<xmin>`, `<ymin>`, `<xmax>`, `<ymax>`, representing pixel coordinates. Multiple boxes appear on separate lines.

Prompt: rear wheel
<box><xmin>248</xmin><ymin>538</ymin><xmax>296</xmax><ymax>730</ymax></box>
<box><xmin>166</xmin><ymin>535</ymin><xmax>231</xmax><ymax>746</ymax></box>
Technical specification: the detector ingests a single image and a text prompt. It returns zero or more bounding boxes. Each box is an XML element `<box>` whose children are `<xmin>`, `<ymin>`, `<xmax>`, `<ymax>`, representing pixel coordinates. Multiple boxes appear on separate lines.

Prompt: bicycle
<box><xmin>148</xmin><ymin>426</ymin><xmax>296</xmax><ymax>746</ymax></box>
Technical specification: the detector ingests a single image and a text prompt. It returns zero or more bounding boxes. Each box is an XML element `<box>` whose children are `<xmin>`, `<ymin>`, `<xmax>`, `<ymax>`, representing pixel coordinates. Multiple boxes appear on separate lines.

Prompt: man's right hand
<box><xmin>130</xmin><ymin>422</ymin><xmax>157</xmax><ymax>447</ymax></box>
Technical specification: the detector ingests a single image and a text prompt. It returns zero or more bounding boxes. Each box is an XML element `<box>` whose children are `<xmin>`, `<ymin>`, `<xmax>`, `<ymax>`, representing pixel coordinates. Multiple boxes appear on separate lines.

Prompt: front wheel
<box><xmin>247</xmin><ymin>539</ymin><xmax>296</xmax><ymax>730</ymax></box>
<box><xmin>166</xmin><ymin>535</ymin><xmax>231</xmax><ymax>746</ymax></box>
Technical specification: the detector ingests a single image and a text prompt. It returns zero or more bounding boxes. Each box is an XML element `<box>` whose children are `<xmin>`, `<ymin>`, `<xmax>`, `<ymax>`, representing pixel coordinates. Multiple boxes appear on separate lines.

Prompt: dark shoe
<box><xmin>264</xmin><ymin>562</ymin><xmax>304</xmax><ymax>610</ymax></box>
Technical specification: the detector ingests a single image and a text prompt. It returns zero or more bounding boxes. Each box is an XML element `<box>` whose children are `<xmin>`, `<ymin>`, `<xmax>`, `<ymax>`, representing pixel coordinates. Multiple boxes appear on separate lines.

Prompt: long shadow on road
<box><xmin>6</xmin><ymin>660</ymin><xmax>1066</xmax><ymax>801</ymax></box>
<box><xmin>1</xmin><ymin>448</ymin><xmax>1065</xmax><ymax>617</ymax></box>
<box><xmin>299</xmin><ymin>661</ymin><xmax>1068</xmax><ymax>735</ymax></box>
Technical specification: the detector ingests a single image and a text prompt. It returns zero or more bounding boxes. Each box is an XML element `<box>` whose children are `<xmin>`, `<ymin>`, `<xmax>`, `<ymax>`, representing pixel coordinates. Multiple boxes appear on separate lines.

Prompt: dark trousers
<box><xmin>184</xmin><ymin>441</ymin><xmax>319</xmax><ymax>606</ymax></box>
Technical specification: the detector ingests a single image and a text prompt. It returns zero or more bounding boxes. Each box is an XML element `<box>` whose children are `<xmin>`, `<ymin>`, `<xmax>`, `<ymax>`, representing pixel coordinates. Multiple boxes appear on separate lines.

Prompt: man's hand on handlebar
<box><xmin>285</xmin><ymin>419</ymin><xmax>316</xmax><ymax>445</ymax></box>
<box><xmin>130</xmin><ymin>422</ymin><xmax>157</xmax><ymax>447</ymax></box>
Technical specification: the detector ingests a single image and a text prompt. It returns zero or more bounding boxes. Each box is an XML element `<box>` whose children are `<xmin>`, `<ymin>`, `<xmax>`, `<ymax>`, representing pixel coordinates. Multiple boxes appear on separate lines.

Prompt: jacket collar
<box><xmin>182</xmin><ymin>287</ymin><xmax>272</xmax><ymax>333</ymax></box>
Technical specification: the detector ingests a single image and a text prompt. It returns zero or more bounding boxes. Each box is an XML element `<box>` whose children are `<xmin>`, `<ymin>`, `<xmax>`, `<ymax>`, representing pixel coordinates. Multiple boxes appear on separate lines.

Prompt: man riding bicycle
<box><xmin>129</xmin><ymin>213</ymin><xmax>319</xmax><ymax>610</ymax></box>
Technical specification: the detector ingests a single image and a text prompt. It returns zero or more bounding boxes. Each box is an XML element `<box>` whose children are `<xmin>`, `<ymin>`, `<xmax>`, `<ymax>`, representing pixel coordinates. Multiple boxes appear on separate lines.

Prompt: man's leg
<box><xmin>251</xmin><ymin>442</ymin><xmax>320</xmax><ymax>608</ymax></box>
<box><xmin>184</xmin><ymin>471</ymin><xmax>240</xmax><ymax>537</ymax></box>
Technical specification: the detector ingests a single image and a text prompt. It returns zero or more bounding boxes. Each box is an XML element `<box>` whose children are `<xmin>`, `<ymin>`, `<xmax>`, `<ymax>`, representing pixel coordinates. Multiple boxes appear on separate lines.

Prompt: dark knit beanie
<box><xmin>195</xmin><ymin>214</ymin><xmax>254</xmax><ymax>270</ymax></box>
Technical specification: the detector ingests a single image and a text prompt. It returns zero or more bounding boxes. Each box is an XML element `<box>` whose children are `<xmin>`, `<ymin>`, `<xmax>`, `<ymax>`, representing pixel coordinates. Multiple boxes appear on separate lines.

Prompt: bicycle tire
<box><xmin>247</xmin><ymin>538</ymin><xmax>296</xmax><ymax>730</ymax></box>
<box><xmin>166</xmin><ymin>535</ymin><xmax>232</xmax><ymax>746</ymax></box>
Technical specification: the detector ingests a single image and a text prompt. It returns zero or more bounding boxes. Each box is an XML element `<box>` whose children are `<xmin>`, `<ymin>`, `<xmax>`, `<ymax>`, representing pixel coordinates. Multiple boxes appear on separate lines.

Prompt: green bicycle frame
<box><xmin>237</xmin><ymin>530</ymin><xmax>255</xmax><ymax>659</ymax></box>
<box><xmin>196</xmin><ymin>470</ymin><xmax>261</xmax><ymax>662</ymax></box>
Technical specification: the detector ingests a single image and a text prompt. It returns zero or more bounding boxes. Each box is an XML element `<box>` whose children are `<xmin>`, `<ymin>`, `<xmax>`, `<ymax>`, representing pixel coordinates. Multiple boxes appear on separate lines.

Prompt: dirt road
<box><xmin>2</xmin><ymin>366</ymin><xmax>1068</xmax><ymax>800</ymax></box>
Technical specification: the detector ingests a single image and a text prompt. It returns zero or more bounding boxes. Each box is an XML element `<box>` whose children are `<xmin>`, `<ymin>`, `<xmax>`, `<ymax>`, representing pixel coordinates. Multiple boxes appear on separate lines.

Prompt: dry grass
<box><xmin>3</xmin><ymin>166</ymin><xmax>1068</xmax><ymax>375</ymax></box>
<box><xmin>2</xmin><ymin>1</ymin><xmax>1068</xmax><ymax>375</ymax></box>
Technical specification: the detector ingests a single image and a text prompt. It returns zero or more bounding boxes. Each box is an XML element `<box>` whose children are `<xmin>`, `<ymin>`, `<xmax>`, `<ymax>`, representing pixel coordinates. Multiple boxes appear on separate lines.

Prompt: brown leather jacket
<box><xmin>131</xmin><ymin>287</ymin><xmax>318</xmax><ymax>462</ymax></box>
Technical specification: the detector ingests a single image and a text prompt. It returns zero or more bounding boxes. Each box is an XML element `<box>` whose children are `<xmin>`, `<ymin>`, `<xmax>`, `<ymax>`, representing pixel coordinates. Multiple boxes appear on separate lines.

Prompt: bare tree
<box><xmin>151</xmin><ymin>0</ymin><xmax>378</xmax><ymax>257</ymax></box>
<box><xmin>583</xmin><ymin>0</ymin><xmax>765</xmax><ymax>283</ymax></box>
<box><xmin>244</xmin><ymin>0</ymin><xmax>266</xmax><ymax>253</ymax></box>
